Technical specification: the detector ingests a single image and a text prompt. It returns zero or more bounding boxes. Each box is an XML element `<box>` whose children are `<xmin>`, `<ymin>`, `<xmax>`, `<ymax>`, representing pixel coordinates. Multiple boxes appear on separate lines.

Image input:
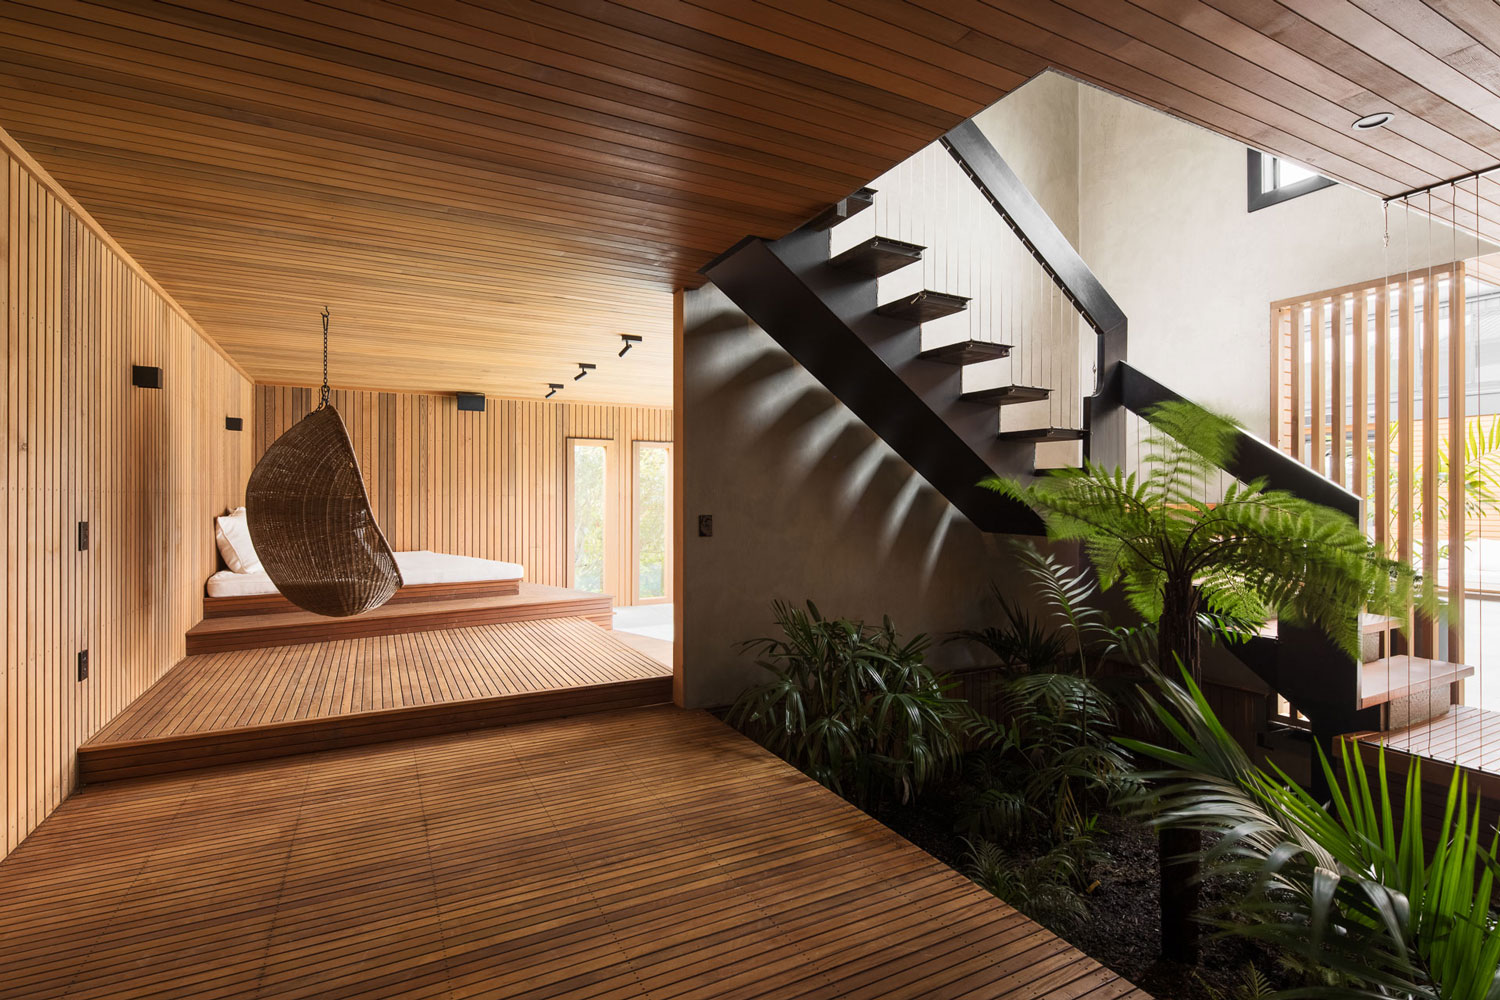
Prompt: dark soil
<box><xmin>875</xmin><ymin>804</ymin><xmax>1296</xmax><ymax>1000</ymax></box>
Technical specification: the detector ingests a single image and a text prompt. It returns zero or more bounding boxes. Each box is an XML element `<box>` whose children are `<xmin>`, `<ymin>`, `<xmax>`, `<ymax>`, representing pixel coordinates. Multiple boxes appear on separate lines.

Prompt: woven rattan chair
<box><xmin>246</xmin><ymin>405</ymin><xmax>403</xmax><ymax>617</ymax></box>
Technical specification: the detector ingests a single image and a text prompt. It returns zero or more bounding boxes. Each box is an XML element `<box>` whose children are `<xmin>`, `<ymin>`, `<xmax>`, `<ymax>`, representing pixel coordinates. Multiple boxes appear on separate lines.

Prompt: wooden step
<box><xmin>961</xmin><ymin>384</ymin><xmax>1051</xmax><ymax>405</ymax></box>
<box><xmin>82</xmin><ymin>617</ymin><xmax>670</xmax><ymax>782</ymax></box>
<box><xmin>996</xmin><ymin>426</ymin><xmax>1085</xmax><ymax>442</ymax></box>
<box><xmin>204</xmin><ymin>577</ymin><xmax>520</xmax><ymax>618</ymax></box>
<box><xmin>1360</xmin><ymin>655</ymin><xmax>1474</xmax><ymax>710</ymax></box>
<box><xmin>186</xmin><ymin>582</ymin><xmax>613</xmax><ymax>653</ymax></box>
<box><xmin>805</xmin><ymin>187</ymin><xmax>876</xmax><ymax>231</ymax></box>
<box><xmin>876</xmin><ymin>290</ymin><xmax>969</xmax><ymax>322</ymax></box>
<box><xmin>918</xmin><ymin>339</ymin><xmax>1012</xmax><ymax>364</ymax></box>
<box><xmin>828</xmin><ymin>236</ymin><xmax>923</xmax><ymax>276</ymax></box>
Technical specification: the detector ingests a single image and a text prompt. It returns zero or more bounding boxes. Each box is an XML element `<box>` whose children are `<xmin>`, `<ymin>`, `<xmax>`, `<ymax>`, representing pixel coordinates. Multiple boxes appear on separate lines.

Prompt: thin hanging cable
<box><xmin>318</xmin><ymin>306</ymin><xmax>331</xmax><ymax>411</ymax></box>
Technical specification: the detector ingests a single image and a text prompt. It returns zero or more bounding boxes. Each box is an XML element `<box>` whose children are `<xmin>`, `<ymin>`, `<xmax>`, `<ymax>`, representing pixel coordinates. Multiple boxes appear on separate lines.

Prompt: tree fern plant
<box><xmin>982</xmin><ymin>399</ymin><xmax>1426</xmax><ymax>964</ymax></box>
<box><xmin>1125</xmin><ymin>667</ymin><xmax>1500</xmax><ymax>1000</ymax></box>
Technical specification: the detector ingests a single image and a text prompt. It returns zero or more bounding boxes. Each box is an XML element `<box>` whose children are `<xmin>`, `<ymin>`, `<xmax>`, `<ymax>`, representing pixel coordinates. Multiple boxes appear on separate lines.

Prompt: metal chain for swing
<box><xmin>318</xmin><ymin>305</ymin><xmax>331</xmax><ymax>410</ymax></box>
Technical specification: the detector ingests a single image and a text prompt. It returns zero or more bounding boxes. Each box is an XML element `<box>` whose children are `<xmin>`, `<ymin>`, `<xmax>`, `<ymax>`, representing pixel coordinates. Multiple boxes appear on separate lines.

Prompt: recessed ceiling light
<box><xmin>1352</xmin><ymin>112</ymin><xmax>1394</xmax><ymax>131</ymax></box>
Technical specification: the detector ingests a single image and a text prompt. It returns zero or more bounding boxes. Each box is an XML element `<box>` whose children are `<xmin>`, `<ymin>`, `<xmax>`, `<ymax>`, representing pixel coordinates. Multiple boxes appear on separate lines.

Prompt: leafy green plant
<box><xmin>1126</xmin><ymin>667</ymin><xmax>1500</xmax><ymax>1000</ymax></box>
<box><xmin>728</xmin><ymin>600</ymin><xmax>974</xmax><ymax>809</ymax></box>
<box><xmin>1194</xmin><ymin>964</ymin><xmax>1277</xmax><ymax>1000</ymax></box>
<box><xmin>964</xmin><ymin>833</ymin><xmax>1102</xmax><ymax>933</ymax></box>
<box><xmin>951</xmin><ymin>585</ymin><xmax>1068</xmax><ymax>675</ymax></box>
<box><xmin>983</xmin><ymin>398</ymin><xmax>1427</xmax><ymax>964</ymax></box>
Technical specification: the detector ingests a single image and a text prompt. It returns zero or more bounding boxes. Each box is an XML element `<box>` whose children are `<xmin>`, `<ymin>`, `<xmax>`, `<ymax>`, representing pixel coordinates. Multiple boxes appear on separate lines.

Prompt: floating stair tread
<box><xmin>806</xmin><ymin>187</ymin><xmax>876</xmax><ymax>231</ymax></box>
<box><xmin>918</xmin><ymin>340</ymin><xmax>1012</xmax><ymax>364</ymax></box>
<box><xmin>876</xmin><ymin>291</ymin><xmax>970</xmax><ymax>322</ymax></box>
<box><xmin>1360</xmin><ymin>655</ymin><xmax>1475</xmax><ymax>709</ymax></box>
<box><xmin>996</xmin><ymin>427</ymin><xmax>1085</xmax><ymax>442</ymax></box>
<box><xmin>961</xmin><ymin>385</ymin><xmax>1051</xmax><ymax>405</ymax></box>
<box><xmin>828</xmin><ymin>236</ymin><xmax>924</xmax><ymax>276</ymax></box>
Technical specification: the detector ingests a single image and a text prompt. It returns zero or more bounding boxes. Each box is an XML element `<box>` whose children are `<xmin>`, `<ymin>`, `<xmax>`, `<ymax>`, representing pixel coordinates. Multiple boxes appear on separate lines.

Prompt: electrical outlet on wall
<box><xmin>76</xmin><ymin>650</ymin><xmax>88</xmax><ymax>682</ymax></box>
<box><xmin>698</xmin><ymin>514</ymin><xmax>713</xmax><ymax>537</ymax></box>
<box><xmin>77</xmin><ymin>521</ymin><xmax>89</xmax><ymax>551</ymax></box>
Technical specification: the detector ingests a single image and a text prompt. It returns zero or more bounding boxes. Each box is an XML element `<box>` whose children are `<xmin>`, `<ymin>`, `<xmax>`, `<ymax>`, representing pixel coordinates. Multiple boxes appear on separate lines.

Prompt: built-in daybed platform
<box><xmin>81</xmin><ymin>616</ymin><xmax>671</xmax><ymax>782</ymax></box>
<box><xmin>186</xmin><ymin>582</ymin><xmax>613</xmax><ymax>653</ymax></box>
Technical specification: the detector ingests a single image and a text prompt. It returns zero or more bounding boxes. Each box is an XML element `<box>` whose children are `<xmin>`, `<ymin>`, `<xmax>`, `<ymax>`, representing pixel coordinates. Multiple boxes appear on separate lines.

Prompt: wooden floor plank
<box><xmin>0</xmin><ymin>707</ymin><xmax>1146</xmax><ymax>999</ymax></box>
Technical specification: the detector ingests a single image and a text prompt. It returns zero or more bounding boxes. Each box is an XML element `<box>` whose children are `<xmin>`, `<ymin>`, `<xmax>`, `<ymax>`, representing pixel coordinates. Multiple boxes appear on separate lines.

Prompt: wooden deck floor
<box><xmin>2</xmin><ymin>707</ymin><xmax>1146</xmax><ymax>1000</ymax></box>
<box><xmin>80</xmin><ymin>617</ymin><xmax>671</xmax><ymax>781</ymax></box>
<box><xmin>1356</xmin><ymin>705</ymin><xmax>1500</xmax><ymax>797</ymax></box>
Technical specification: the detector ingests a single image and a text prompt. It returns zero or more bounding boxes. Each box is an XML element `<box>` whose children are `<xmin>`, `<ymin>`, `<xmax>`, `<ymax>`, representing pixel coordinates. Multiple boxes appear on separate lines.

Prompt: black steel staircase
<box><xmin>703</xmin><ymin>115</ymin><xmax>1388</xmax><ymax>739</ymax></box>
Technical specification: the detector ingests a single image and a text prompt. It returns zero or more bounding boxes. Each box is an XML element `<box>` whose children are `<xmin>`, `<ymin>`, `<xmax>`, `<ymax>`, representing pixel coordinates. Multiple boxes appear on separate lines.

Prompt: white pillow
<box><xmin>215</xmin><ymin>506</ymin><xmax>263</xmax><ymax>574</ymax></box>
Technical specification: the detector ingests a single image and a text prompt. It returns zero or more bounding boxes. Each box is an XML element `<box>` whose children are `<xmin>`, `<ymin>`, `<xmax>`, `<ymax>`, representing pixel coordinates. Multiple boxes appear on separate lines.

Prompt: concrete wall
<box><xmin>677</xmin><ymin>284</ymin><xmax>1027</xmax><ymax>708</ymax></box>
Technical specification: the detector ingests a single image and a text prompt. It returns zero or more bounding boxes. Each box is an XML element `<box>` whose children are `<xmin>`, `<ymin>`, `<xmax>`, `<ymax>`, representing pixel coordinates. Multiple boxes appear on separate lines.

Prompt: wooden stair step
<box><xmin>185</xmin><ymin>582</ymin><xmax>614</xmax><ymax>653</ymax></box>
<box><xmin>876</xmin><ymin>290</ymin><xmax>969</xmax><ymax>322</ymax></box>
<box><xmin>806</xmin><ymin>187</ymin><xmax>876</xmax><ymax>231</ymax></box>
<box><xmin>961</xmin><ymin>384</ymin><xmax>1051</xmax><ymax>405</ymax></box>
<box><xmin>828</xmin><ymin>236</ymin><xmax>923</xmax><ymax>276</ymax></box>
<box><xmin>1360</xmin><ymin>654</ymin><xmax>1475</xmax><ymax>709</ymax></box>
<box><xmin>996</xmin><ymin>426</ymin><xmax>1085</xmax><ymax>442</ymax></box>
<box><xmin>918</xmin><ymin>339</ymin><xmax>1012</xmax><ymax>364</ymax></box>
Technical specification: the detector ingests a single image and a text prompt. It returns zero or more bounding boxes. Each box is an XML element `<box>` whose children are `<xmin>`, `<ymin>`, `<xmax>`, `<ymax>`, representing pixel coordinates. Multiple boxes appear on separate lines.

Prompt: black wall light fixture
<box><xmin>618</xmin><ymin>334</ymin><xmax>642</xmax><ymax>356</ymax></box>
<box><xmin>545</xmin><ymin>383</ymin><xmax>563</xmax><ymax>399</ymax></box>
<box><xmin>131</xmin><ymin>365</ymin><xmax>163</xmax><ymax>389</ymax></box>
<box><xmin>574</xmin><ymin>363</ymin><xmax>596</xmax><ymax>381</ymax></box>
<box><xmin>456</xmin><ymin>392</ymin><xmax>485</xmax><ymax>412</ymax></box>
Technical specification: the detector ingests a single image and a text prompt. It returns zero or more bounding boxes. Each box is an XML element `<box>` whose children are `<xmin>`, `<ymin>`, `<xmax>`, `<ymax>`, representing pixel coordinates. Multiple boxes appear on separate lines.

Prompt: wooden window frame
<box><xmin>566</xmin><ymin>437</ymin><xmax>616</xmax><ymax>596</ymax></box>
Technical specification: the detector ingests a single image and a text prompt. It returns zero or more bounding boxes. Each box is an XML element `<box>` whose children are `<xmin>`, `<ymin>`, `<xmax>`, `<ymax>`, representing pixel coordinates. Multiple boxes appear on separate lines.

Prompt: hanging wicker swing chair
<box><xmin>246</xmin><ymin>308</ymin><xmax>403</xmax><ymax>617</ymax></box>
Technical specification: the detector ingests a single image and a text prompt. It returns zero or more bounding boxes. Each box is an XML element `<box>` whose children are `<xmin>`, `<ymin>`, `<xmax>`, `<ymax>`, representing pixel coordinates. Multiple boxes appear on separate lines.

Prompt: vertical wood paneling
<box><xmin>1448</xmin><ymin>265</ymin><xmax>1467</xmax><ymax>661</ymax></box>
<box><xmin>2</xmin><ymin>145</ymin><xmax>252</xmax><ymax>859</ymax></box>
<box><xmin>253</xmin><ymin>386</ymin><xmax>672</xmax><ymax>607</ymax></box>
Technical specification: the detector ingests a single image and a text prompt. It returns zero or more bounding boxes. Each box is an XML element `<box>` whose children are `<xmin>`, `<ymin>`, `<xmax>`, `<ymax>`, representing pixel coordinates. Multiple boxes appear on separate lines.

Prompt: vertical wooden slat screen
<box><xmin>1448</xmin><ymin>265</ymin><xmax>1467</xmax><ymax>660</ymax></box>
<box><xmin>1330</xmin><ymin>295</ymin><xmax>1345</xmax><ymax>486</ymax></box>
<box><xmin>1272</xmin><ymin>265</ymin><xmax>1471</xmax><ymax>662</ymax></box>
<box><xmin>1352</xmin><ymin>292</ymin><xmax>1368</xmax><ymax>526</ymax></box>
<box><xmin>1398</xmin><ymin>281</ymin><xmax>1416</xmax><ymax>569</ymax></box>
<box><xmin>1311</xmin><ymin>298</ymin><xmax>1326</xmax><ymax>476</ymax></box>
<box><xmin>2</xmin><ymin>140</ymin><xmax>253</xmax><ymax>860</ymax></box>
<box><xmin>1374</xmin><ymin>283</ymin><xmax>1391</xmax><ymax>552</ymax></box>
<box><xmin>253</xmin><ymin>386</ymin><xmax>672</xmax><ymax>607</ymax></box>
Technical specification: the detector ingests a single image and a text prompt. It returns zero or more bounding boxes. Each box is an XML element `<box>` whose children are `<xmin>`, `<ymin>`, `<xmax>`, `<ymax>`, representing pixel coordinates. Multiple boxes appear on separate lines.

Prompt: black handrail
<box><xmin>1115</xmin><ymin>362</ymin><xmax>1361</xmax><ymax>519</ymax></box>
<box><xmin>940</xmin><ymin>120</ymin><xmax>1127</xmax><ymax>385</ymax></box>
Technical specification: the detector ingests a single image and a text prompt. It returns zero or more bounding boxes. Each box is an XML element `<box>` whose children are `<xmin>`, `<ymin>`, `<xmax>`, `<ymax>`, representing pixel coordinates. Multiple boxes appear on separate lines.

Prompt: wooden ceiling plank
<box><xmin>0</xmin><ymin>90</ymin><xmax>772</xmax><ymax>256</ymax></box>
<box><xmin>485</xmin><ymin>0</ymin><xmax>941</xmax><ymax>143</ymax></box>
<box><xmin>1067</xmin><ymin>0</ymin><xmax>1477</xmax><ymax>181</ymax></box>
<box><xmin>1131</xmin><ymin>0</ymin><xmax>1500</xmax><ymax>174</ymax></box>
<box><xmin>953</xmin><ymin>0</ymin><xmax>1415</xmax><ymax>192</ymax></box>
<box><xmin>0</xmin><ymin>21</ymin><xmax>854</xmax><ymax>222</ymax></box>
<box><xmin>13</xmin><ymin>0</ymin><xmax>888</xmax><ymax>193</ymax></box>
<box><xmin>1208</xmin><ymin>0</ymin><xmax>1500</xmax><ymax>165</ymax></box>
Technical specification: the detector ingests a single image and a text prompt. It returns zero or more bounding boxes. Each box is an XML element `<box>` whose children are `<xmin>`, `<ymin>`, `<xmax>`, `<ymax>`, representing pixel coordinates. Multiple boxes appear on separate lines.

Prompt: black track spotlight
<box><xmin>619</xmin><ymin>334</ymin><xmax>642</xmax><ymax>357</ymax></box>
<box><xmin>545</xmin><ymin>383</ymin><xmax>563</xmax><ymax>399</ymax></box>
<box><xmin>574</xmin><ymin>363</ymin><xmax>596</xmax><ymax>381</ymax></box>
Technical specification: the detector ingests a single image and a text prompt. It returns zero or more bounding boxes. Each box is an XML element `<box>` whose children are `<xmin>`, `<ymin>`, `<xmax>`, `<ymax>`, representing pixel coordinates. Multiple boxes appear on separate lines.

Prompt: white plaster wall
<box><xmin>973</xmin><ymin>71</ymin><xmax>1480</xmax><ymax>436</ymax></box>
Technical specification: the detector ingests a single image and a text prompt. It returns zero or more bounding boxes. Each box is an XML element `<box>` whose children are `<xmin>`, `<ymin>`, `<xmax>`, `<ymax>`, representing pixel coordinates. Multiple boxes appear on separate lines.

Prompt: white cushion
<box><xmin>214</xmin><ymin>507</ymin><xmax>262</xmax><ymax>574</ymax></box>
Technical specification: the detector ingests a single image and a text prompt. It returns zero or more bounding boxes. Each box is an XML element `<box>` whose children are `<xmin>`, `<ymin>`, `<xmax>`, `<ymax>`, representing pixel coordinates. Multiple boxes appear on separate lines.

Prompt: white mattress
<box><xmin>206</xmin><ymin>550</ymin><xmax>525</xmax><ymax>599</ymax></box>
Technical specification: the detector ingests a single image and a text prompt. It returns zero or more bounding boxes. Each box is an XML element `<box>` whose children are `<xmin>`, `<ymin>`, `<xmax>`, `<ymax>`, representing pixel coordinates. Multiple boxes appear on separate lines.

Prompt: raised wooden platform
<box><xmin>8</xmin><ymin>707</ymin><xmax>1149</xmax><ymax>1000</ymax></box>
<box><xmin>1354</xmin><ymin>705</ymin><xmax>1500</xmax><ymax>796</ymax></box>
<box><xmin>203</xmin><ymin>576</ymin><xmax>521</xmax><ymax>618</ymax></box>
<box><xmin>186</xmin><ymin>582</ymin><xmax>612</xmax><ymax>653</ymax></box>
<box><xmin>81</xmin><ymin>616</ymin><xmax>669</xmax><ymax>781</ymax></box>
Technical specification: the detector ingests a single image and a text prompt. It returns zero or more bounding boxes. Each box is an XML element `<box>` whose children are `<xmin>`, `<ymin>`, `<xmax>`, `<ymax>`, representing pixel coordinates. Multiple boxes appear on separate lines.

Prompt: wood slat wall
<box><xmin>1270</xmin><ymin>267</ymin><xmax>1466</xmax><ymax>658</ymax></box>
<box><xmin>254</xmin><ymin>385</ymin><xmax>671</xmax><ymax>606</ymax></box>
<box><xmin>2</xmin><ymin>137</ymin><xmax>252</xmax><ymax>859</ymax></box>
